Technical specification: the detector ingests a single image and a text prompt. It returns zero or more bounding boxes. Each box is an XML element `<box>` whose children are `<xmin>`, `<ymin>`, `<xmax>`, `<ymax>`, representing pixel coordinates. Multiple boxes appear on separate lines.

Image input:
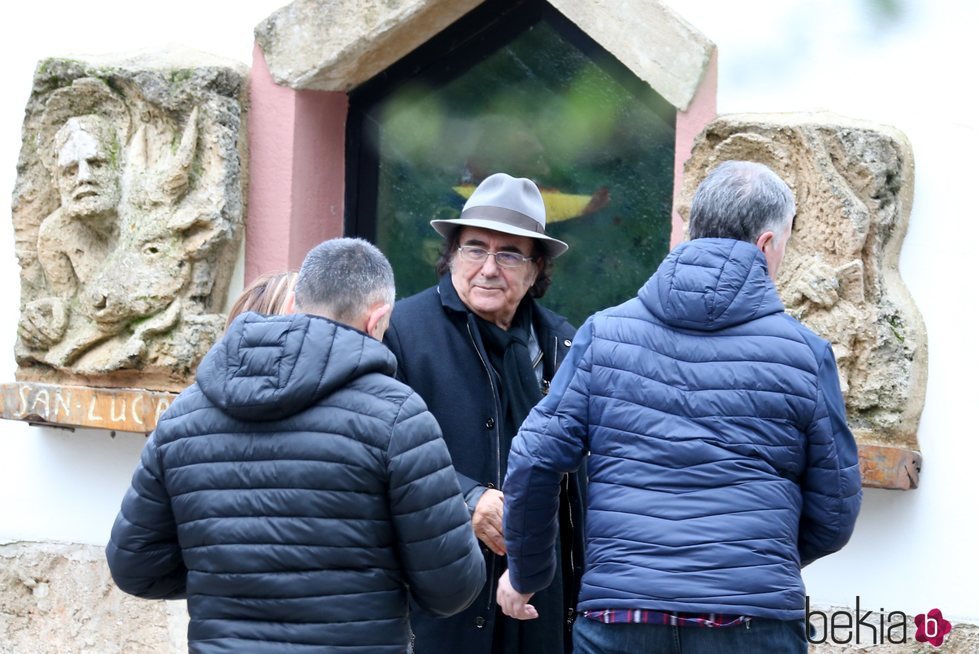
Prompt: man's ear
<box><xmin>283</xmin><ymin>290</ymin><xmax>297</xmax><ymax>315</ymax></box>
<box><xmin>755</xmin><ymin>230</ymin><xmax>775</xmax><ymax>253</ymax></box>
<box><xmin>366</xmin><ymin>303</ymin><xmax>392</xmax><ymax>340</ymax></box>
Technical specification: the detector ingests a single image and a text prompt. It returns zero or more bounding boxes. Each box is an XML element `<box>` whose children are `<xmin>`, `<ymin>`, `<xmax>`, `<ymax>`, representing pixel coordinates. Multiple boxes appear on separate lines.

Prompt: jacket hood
<box><xmin>639</xmin><ymin>238</ymin><xmax>785</xmax><ymax>331</ymax></box>
<box><xmin>197</xmin><ymin>312</ymin><xmax>396</xmax><ymax>421</ymax></box>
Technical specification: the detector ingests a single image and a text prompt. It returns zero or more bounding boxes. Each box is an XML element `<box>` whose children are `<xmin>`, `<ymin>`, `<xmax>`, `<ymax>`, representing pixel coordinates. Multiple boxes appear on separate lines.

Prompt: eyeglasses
<box><xmin>457</xmin><ymin>245</ymin><xmax>534</xmax><ymax>269</ymax></box>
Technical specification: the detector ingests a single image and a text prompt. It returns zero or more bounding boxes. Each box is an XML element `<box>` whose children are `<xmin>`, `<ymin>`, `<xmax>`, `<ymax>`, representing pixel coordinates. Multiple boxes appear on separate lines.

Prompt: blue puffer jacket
<box><xmin>504</xmin><ymin>239</ymin><xmax>861</xmax><ymax>620</ymax></box>
<box><xmin>106</xmin><ymin>312</ymin><xmax>485</xmax><ymax>653</ymax></box>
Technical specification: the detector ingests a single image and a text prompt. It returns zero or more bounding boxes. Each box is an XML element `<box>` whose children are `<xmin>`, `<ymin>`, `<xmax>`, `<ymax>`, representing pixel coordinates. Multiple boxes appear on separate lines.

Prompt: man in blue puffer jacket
<box><xmin>106</xmin><ymin>238</ymin><xmax>485</xmax><ymax>653</ymax></box>
<box><xmin>497</xmin><ymin>161</ymin><xmax>862</xmax><ymax>653</ymax></box>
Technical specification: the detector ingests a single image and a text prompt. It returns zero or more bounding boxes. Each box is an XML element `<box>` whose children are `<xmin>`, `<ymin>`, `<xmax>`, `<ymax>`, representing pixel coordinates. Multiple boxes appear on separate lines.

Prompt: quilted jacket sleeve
<box><xmin>387</xmin><ymin>391</ymin><xmax>485</xmax><ymax>616</ymax></box>
<box><xmin>105</xmin><ymin>432</ymin><xmax>188</xmax><ymax>599</ymax></box>
<box><xmin>504</xmin><ymin>318</ymin><xmax>593</xmax><ymax>594</ymax></box>
<box><xmin>799</xmin><ymin>341</ymin><xmax>863</xmax><ymax>566</ymax></box>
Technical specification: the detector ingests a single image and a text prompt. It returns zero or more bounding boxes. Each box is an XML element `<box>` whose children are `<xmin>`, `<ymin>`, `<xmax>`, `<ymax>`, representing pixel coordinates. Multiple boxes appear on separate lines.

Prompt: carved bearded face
<box><xmin>53</xmin><ymin>116</ymin><xmax>121</xmax><ymax>223</ymax></box>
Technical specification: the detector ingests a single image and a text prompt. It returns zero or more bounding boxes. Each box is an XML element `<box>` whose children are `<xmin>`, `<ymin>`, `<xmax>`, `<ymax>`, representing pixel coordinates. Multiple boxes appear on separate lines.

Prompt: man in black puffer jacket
<box><xmin>106</xmin><ymin>238</ymin><xmax>485</xmax><ymax>653</ymax></box>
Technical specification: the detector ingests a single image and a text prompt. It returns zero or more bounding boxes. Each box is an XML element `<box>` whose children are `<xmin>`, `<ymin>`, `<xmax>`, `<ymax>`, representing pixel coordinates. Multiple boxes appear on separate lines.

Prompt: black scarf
<box><xmin>475</xmin><ymin>299</ymin><xmax>541</xmax><ymax>444</ymax></box>
<box><xmin>478</xmin><ymin>299</ymin><xmax>566</xmax><ymax>654</ymax></box>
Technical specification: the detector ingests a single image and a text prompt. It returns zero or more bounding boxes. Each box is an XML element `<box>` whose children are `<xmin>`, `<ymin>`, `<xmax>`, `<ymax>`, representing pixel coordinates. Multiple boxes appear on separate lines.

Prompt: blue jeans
<box><xmin>573</xmin><ymin>616</ymin><xmax>808</xmax><ymax>654</ymax></box>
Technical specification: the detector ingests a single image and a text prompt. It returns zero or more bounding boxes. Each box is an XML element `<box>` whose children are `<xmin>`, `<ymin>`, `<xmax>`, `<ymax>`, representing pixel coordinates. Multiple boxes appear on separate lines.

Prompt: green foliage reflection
<box><xmin>374</xmin><ymin>22</ymin><xmax>675</xmax><ymax>326</ymax></box>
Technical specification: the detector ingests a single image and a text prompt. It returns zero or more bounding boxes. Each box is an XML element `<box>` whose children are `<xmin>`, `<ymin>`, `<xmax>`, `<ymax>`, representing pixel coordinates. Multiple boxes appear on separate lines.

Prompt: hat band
<box><xmin>459</xmin><ymin>206</ymin><xmax>545</xmax><ymax>235</ymax></box>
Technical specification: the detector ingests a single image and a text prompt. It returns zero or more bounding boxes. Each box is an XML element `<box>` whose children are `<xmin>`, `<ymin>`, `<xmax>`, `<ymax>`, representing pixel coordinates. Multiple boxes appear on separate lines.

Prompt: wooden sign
<box><xmin>1</xmin><ymin>381</ymin><xmax>178</xmax><ymax>434</ymax></box>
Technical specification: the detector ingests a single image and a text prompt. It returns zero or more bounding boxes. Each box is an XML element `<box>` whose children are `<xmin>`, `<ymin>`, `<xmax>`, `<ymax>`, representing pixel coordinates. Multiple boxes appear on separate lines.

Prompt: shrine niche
<box><xmin>677</xmin><ymin>112</ymin><xmax>927</xmax><ymax>489</ymax></box>
<box><xmin>247</xmin><ymin>0</ymin><xmax>716</xmax><ymax>293</ymax></box>
<box><xmin>10</xmin><ymin>52</ymin><xmax>247</xmax><ymax>399</ymax></box>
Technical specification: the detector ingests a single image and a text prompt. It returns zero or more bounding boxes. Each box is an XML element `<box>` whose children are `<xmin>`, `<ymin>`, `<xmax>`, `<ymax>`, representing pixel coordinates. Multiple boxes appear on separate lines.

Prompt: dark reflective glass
<box><xmin>360</xmin><ymin>14</ymin><xmax>675</xmax><ymax>325</ymax></box>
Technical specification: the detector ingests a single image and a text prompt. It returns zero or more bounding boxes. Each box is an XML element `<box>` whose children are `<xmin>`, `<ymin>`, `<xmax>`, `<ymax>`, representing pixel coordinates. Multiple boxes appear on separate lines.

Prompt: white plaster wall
<box><xmin>1</xmin><ymin>0</ymin><xmax>975</xmax><ymax>629</ymax></box>
<box><xmin>0</xmin><ymin>1</ymin><xmax>286</xmax><ymax>546</ymax></box>
<box><xmin>676</xmin><ymin>0</ymin><xmax>979</xmax><ymax>625</ymax></box>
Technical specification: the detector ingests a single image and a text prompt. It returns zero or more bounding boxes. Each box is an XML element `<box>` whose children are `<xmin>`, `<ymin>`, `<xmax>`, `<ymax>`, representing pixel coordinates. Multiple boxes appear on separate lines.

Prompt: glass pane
<box><xmin>372</xmin><ymin>20</ymin><xmax>675</xmax><ymax>326</ymax></box>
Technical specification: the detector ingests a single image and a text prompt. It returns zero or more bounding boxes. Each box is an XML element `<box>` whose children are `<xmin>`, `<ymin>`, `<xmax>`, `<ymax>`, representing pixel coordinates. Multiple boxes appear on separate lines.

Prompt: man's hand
<box><xmin>497</xmin><ymin>569</ymin><xmax>538</xmax><ymax>620</ymax></box>
<box><xmin>472</xmin><ymin>488</ymin><xmax>506</xmax><ymax>556</ymax></box>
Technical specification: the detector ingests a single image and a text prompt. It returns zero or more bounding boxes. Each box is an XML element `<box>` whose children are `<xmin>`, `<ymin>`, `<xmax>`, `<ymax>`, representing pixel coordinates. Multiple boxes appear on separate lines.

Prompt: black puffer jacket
<box><xmin>106</xmin><ymin>312</ymin><xmax>485</xmax><ymax>653</ymax></box>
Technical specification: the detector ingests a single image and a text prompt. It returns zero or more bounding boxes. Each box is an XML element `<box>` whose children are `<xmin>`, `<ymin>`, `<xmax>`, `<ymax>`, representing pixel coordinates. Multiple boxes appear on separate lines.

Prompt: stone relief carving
<box><xmin>677</xmin><ymin>113</ymin><xmax>927</xmax><ymax>453</ymax></box>
<box><xmin>12</xmin><ymin>54</ymin><xmax>247</xmax><ymax>392</ymax></box>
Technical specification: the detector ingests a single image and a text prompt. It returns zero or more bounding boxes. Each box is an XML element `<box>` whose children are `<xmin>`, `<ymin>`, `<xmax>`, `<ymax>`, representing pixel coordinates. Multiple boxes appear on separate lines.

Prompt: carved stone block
<box><xmin>254</xmin><ymin>0</ymin><xmax>715</xmax><ymax>110</ymax></box>
<box><xmin>677</xmin><ymin>113</ymin><xmax>927</xmax><ymax>486</ymax></box>
<box><xmin>12</xmin><ymin>52</ymin><xmax>247</xmax><ymax>392</ymax></box>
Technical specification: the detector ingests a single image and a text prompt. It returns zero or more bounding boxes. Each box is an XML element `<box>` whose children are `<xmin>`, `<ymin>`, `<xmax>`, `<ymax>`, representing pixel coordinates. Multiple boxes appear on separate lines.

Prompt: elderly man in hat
<box><xmin>384</xmin><ymin>173</ymin><xmax>585</xmax><ymax>654</ymax></box>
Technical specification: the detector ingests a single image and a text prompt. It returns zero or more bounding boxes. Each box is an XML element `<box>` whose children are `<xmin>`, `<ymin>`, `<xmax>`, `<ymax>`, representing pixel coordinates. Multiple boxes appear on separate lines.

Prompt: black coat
<box><xmin>384</xmin><ymin>274</ymin><xmax>585</xmax><ymax>654</ymax></box>
<box><xmin>106</xmin><ymin>312</ymin><xmax>485</xmax><ymax>654</ymax></box>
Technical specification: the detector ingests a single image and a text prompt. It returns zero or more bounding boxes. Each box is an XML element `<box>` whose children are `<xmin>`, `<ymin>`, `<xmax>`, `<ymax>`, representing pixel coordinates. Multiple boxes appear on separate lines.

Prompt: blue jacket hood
<box><xmin>640</xmin><ymin>238</ymin><xmax>785</xmax><ymax>331</ymax></box>
<box><xmin>196</xmin><ymin>312</ymin><xmax>396</xmax><ymax>421</ymax></box>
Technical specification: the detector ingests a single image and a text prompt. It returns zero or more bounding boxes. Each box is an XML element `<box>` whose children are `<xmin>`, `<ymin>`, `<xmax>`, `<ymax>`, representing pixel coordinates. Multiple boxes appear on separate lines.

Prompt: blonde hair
<box><xmin>225</xmin><ymin>271</ymin><xmax>298</xmax><ymax>328</ymax></box>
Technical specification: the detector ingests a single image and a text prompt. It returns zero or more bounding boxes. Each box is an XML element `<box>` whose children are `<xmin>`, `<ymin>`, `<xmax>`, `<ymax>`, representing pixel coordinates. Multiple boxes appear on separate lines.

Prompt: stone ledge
<box><xmin>549</xmin><ymin>0</ymin><xmax>714</xmax><ymax>110</ymax></box>
<box><xmin>255</xmin><ymin>0</ymin><xmax>482</xmax><ymax>92</ymax></box>
<box><xmin>859</xmin><ymin>443</ymin><xmax>921</xmax><ymax>490</ymax></box>
<box><xmin>0</xmin><ymin>381</ymin><xmax>176</xmax><ymax>434</ymax></box>
<box><xmin>254</xmin><ymin>0</ymin><xmax>714</xmax><ymax>110</ymax></box>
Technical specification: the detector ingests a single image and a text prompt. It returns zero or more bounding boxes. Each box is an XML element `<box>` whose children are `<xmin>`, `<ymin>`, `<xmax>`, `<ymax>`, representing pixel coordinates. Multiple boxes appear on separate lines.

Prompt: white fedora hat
<box><xmin>431</xmin><ymin>173</ymin><xmax>569</xmax><ymax>257</ymax></box>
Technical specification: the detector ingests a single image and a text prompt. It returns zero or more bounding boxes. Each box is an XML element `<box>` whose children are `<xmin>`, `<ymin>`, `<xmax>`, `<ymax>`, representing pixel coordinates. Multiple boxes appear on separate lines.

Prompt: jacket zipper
<box><xmin>552</xmin><ymin>334</ymin><xmax>576</xmax><ymax>628</ymax></box>
<box><xmin>466</xmin><ymin>321</ymin><xmax>503</xmax><ymax>614</ymax></box>
<box><xmin>467</xmin><ymin>321</ymin><xmax>502</xmax><ymax>489</ymax></box>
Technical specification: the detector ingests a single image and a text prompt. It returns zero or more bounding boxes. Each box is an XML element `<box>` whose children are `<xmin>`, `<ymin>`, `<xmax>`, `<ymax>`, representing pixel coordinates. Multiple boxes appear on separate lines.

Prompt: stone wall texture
<box><xmin>0</xmin><ymin>542</ymin><xmax>187</xmax><ymax>653</ymax></box>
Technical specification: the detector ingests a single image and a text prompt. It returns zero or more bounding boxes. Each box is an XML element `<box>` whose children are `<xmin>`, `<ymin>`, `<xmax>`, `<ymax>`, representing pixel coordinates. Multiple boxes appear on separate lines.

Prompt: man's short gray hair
<box><xmin>688</xmin><ymin>161</ymin><xmax>796</xmax><ymax>243</ymax></box>
<box><xmin>294</xmin><ymin>238</ymin><xmax>395</xmax><ymax>324</ymax></box>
